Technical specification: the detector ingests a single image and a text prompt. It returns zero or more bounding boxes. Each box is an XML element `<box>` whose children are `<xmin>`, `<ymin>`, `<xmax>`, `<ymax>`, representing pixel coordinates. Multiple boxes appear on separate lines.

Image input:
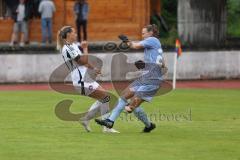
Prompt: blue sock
<box><xmin>108</xmin><ymin>98</ymin><xmax>127</xmax><ymax>122</ymax></box>
<box><xmin>133</xmin><ymin>107</ymin><xmax>151</xmax><ymax>128</ymax></box>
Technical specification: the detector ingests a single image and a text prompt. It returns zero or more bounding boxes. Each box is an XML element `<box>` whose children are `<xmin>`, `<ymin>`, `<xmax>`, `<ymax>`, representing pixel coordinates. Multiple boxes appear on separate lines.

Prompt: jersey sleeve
<box><xmin>63</xmin><ymin>45</ymin><xmax>80</xmax><ymax>60</ymax></box>
<box><xmin>139</xmin><ymin>38</ymin><xmax>155</xmax><ymax>49</ymax></box>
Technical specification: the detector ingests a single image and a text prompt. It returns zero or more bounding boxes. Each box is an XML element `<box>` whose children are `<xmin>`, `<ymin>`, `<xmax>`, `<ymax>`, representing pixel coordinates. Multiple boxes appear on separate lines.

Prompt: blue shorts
<box><xmin>129</xmin><ymin>78</ymin><xmax>162</xmax><ymax>102</ymax></box>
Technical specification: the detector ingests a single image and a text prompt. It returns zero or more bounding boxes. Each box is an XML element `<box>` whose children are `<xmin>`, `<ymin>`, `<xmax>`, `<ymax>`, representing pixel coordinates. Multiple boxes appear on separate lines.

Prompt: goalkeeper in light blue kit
<box><xmin>96</xmin><ymin>24</ymin><xmax>166</xmax><ymax>132</ymax></box>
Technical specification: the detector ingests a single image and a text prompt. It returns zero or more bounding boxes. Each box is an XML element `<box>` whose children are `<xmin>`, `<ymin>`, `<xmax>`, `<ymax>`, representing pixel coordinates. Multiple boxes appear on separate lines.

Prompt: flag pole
<box><xmin>173</xmin><ymin>52</ymin><xmax>177</xmax><ymax>89</ymax></box>
<box><xmin>173</xmin><ymin>39</ymin><xmax>182</xmax><ymax>90</ymax></box>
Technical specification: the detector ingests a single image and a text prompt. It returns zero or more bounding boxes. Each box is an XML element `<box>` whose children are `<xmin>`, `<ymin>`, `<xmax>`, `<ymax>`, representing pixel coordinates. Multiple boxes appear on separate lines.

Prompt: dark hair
<box><xmin>144</xmin><ymin>24</ymin><xmax>159</xmax><ymax>38</ymax></box>
<box><xmin>57</xmin><ymin>26</ymin><xmax>73</xmax><ymax>50</ymax></box>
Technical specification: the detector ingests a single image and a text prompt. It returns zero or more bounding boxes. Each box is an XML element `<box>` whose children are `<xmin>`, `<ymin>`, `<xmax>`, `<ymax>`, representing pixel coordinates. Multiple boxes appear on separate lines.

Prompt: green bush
<box><xmin>227</xmin><ymin>0</ymin><xmax>240</xmax><ymax>37</ymax></box>
<box><xmin>151</xmin><ymin>0</ymin><xmax>178</xmax><ymax>46</ymax></box>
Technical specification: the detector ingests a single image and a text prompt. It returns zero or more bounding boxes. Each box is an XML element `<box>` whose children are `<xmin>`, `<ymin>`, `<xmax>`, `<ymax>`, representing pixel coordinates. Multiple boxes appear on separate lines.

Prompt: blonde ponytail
<box><xmin>56</xmin><ymin>30</ymin><xmax>64</xmax><ymax>51</ymax></box>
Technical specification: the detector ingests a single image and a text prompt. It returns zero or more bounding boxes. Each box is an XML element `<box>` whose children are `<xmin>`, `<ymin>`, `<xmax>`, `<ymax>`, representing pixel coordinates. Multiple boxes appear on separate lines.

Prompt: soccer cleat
<box><xmin>95</xmin><ymin>119</ymin><xmax>114</xmax><ymax>129</ymax></box>
<box><xmin>80</xmin><ymin>120</ymin><xmax>91</xmax><ymax>132</ymax></box>
<box><xmin>102</xmin><ymin>127</ymin><xmax>120</xmax><ymax>133</ymax></box>
<box><xmin>143</xmin><ymin>123</ymin><xmax>156</xmax><ymax>133</ymax></box>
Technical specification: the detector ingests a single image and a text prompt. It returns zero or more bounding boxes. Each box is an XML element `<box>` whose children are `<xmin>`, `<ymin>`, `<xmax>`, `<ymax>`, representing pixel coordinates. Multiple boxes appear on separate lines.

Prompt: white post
<box><xmin>173</xmin><ymin>53</ymin><xmax>178</xmax><ymax>89</ymax></box>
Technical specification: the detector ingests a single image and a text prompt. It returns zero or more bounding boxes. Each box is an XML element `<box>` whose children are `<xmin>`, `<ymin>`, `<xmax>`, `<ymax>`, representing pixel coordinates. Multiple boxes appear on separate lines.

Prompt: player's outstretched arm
<box><xmin>127</xmin><ymin>41</ymin><xmax>143</xmax><ymax>49</ymax></box>
<box><xmin>118</xmin><ymin>34</ymin><xmax>143</xmax><ymax>49</ymax></box>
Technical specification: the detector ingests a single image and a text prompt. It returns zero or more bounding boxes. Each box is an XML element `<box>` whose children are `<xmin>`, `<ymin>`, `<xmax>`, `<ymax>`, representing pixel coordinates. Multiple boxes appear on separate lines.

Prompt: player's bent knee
<box><xmin>100</xmin><ymin>95</ymin><xmax>110</xmax><ymax>103</ymax></box>
<box><xmin>121</xmin><ymin>90</ymin><xmax>134</xmax><ymax>100</ymax></box>
<box><xmin>132</xmin><ymin>96</ymin><xmax>143</xmax><ymax>107</ymax></box>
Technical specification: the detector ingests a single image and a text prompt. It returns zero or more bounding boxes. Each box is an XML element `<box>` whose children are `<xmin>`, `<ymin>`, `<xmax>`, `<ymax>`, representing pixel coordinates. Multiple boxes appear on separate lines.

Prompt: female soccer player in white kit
<box><xmin>56</xmin><ymin>26</ymin><xmax>119</xmax><ymax>133</ymax></box>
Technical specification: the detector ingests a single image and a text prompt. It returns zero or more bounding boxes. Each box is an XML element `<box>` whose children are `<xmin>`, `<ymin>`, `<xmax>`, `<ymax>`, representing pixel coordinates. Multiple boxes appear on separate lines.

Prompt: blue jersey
<box><xmin>140</xmin><ymin>37</ymin><xmax>163</xmax><ymax>63</ymax></box>
<box><xmin>139</xmin><ymin>37</ymin><xmax>163</xmax><ymax>80</ymax></box>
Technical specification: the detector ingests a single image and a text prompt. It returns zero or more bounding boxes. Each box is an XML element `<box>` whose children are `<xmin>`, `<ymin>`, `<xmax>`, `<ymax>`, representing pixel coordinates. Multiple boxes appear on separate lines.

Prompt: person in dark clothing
<box><xmin>10</xmin><ymin>0</ymin><xmax>31</xmax><ymax>46</ymax></box>
<box><xmin>74</xmin><ymin>0</ymin><xmax>89</xmax><ymax>42</ymax></box>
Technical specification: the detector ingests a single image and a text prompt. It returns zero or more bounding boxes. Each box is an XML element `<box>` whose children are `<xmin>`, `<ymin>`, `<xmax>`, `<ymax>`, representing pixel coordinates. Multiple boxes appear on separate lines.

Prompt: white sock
<box><xmin>81</xmin><ymin>101</ymin><xmax>101</xmax><ymax>121</ymax></box>
<box><xmin>100</xmin><ymin>101</ymin><xmax>110</xmax><ymax>119</ymax></box>
<box><xmin>81</xmin><ymin>100</ymin><xmax>110</xmax><ymax>121</ymax></box>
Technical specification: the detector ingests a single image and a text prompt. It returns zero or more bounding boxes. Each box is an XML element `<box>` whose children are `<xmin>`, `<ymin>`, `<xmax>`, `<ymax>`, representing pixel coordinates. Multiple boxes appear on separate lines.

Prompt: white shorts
<box><xmin>73</xmin><ymin>81</ymin><xmax>100</xmax><ymax>96</ymax></box>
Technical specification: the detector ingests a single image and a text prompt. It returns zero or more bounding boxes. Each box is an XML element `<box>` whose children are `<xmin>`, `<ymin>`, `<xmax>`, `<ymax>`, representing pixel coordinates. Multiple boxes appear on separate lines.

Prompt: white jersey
<box><xmin>61</xmin><ymin>42</ymin><xmax>99</xmax><ymax>96</ymax></box>
<box><xmin>61</xmin><ymin>43</ymin><xmax>87</xmax><ymax>85</ymax></box>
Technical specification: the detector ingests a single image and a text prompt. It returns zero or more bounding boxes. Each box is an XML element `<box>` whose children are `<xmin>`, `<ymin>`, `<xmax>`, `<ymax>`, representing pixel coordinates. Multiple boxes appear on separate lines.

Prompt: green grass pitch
<box><xmin>0</xmin><ymin>89</ymin><xmax>240</xmax><ymax>160</ymax></box>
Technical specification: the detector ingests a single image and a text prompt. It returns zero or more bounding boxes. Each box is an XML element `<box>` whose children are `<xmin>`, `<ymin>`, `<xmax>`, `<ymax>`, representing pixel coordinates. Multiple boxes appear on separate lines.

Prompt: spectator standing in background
<box><xmin>38</xmin><ymin>0</ymin><xmax>56</xmax><ymax>45</ymax></box>
<box><xmin>74</xmin><ymin>0</ymin><xmax>89</xmax><ymax>42</ymax></box>
<box><xmin>10</xmin><ymin>0</ymin><xmax>30</xmax><ymax>47</ymax></box>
